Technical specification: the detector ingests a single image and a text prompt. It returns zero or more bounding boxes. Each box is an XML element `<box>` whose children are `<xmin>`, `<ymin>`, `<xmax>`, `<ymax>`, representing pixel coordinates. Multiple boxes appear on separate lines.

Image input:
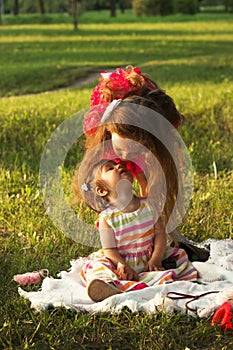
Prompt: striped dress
<box><xmin>80</xmin><ymin>198</ymin><xmax>197</xmax><ymax>292</ymax></box>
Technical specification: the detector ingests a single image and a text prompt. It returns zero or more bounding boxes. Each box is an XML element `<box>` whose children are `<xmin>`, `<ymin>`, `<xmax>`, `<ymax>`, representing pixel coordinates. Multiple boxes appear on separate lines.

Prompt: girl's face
<box><xmin>98</xmin><ymin>160</ymin><xmax>133</xmax><ymax>194</ymax></box>
<box><xmin>111</xmin><ymin>133</ymin><xmax>143</xmax><ymax>160</ymax></box>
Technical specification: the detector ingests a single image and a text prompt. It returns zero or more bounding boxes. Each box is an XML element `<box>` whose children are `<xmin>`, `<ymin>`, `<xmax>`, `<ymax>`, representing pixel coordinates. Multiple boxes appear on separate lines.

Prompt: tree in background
<box><xmin>46</xmin><ymin>0</ymin><xmax>70</xmax><ymax>14</ymax></box>
<box><xmin>132</xmin><ymin>0</ymin><xmax>146</xmax><ymax>16</ymax></box>
<box><xmin>72</xmin><ymin>0</ymin><xmax>78</xmax><ymax>30</ymax></box>
<box><xmin>13</xmin><ymin>0</ymin><xmax>19</xmax><ymax>15</ymax></box>
<box><xmin>119</xmin><ymin>0</ymin><xmax>131</xmax><ymax>13</ymax></box>
<box><xmin>0</xmin><ymin>2</ymin><xmax>2</xmax><ymax>23</ymax></box>
<box><xmin>223</xmin><ymin>0</ymin><xmax>233</xmax><ymax>11</ymax></box>
<box><xmin>175</xmin><ymin>0</ymin><xmax>198</xmax><ymax>14</ymax></box>
<box><xmin>110</xmin><ymin>0</ymin><xmax>116</xmax><ymax>16</ymax></box>
<box><xmin>38</xmin><ymin>0</ymin><xmax>45</xmax><ymax>15</ymax></box>
<box><xmin>83</xmin><ymin>0</ymin><xmax>130</xmax><ymax>14</ymax></box>
<box><xmin>0</xmin><ymin>0</ymin><xmax>3</xmax><ymax>23</ymax></box>
<box><xmin>2</xmin><ymin>0</ymin><xmax>232</xmax><ymax>17</ymax></box>
<box><xmin>160</xmin><ymin>0</ymin><xmax>174</xmax><ymax>15</ymax></box>
<box><xmin>133</xmin><ymin>0</ymin><xmax>174</xmax><ymax>16</ymax></box>
<box><xmin>144</xmin><ymin>0</ymin><xmax>160</xmax><ymax>15</ymax></box>
<box><xmin>200</xmin><ymin>0</ymin><xmax>233</xmax><ymax>11</ymax></box>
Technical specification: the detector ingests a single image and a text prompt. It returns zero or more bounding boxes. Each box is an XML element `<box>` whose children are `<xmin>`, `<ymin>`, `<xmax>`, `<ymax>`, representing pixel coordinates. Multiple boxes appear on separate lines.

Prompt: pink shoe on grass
<box><xmin>13</xmin><ymin>269</ymin><xmax>49</xmax><ymax>285</ymax></box>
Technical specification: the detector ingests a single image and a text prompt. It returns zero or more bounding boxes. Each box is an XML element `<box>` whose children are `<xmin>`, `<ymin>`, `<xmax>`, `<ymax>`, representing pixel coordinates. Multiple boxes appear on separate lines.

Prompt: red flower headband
<box><xmin>83</xmin><ymin>66</ymin><xmax>155</xmax><ymax>136</ymax></box>
<box><xmin>83</xmin><ymin>104</ymin><xmax>107</xmax><ymax>136</ymax></box>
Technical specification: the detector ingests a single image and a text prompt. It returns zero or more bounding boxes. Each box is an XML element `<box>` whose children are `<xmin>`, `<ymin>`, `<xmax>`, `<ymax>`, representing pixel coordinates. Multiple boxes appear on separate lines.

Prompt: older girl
<box><xmin>83</xmin><ymin>66</ymin><xmax>183</xmax><ymax>198</ymax></box>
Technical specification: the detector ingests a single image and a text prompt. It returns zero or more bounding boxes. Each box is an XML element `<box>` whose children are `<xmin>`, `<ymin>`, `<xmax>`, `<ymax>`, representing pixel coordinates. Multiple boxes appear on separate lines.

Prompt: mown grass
<box><xmin>0</xmin><ymin>11</ymin><xmax>232</xmax><ymax>96</ymax></box>
<box><xmin>0</xmin><ymin>11</ymin><xmax>233</xmax><ymax>349</ymax></box>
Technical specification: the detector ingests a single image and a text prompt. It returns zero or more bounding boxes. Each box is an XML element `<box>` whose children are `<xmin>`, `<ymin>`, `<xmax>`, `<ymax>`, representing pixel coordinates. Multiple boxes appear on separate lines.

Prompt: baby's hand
<box><xmin>145</xmin><ymin>258</ymin><xmax>165</xmax><ymax>272</ymax></box>
<box><xmin>115</xmin><ymin>262</ymin><xmax>139</xmax><ymax>281</ymax></box>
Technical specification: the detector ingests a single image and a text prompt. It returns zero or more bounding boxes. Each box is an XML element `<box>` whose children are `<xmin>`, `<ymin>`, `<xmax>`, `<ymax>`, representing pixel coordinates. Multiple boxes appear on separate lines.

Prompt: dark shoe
<box><xmin>179</xmin><ymin>242</ymin><xmax>210</xmax><ymax>262</ymax></box>
<box><xmin>172</xmin><ymin>229</ymin><xmax>210</xmax><ymax>262</ymax></box>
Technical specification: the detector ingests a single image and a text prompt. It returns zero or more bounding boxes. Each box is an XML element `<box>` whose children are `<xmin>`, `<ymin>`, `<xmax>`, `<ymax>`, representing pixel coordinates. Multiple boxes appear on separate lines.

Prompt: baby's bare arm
<box><xmin>104</xmin><ymin>248</ymin><xmax>139</xmax><ymax>281</ymax></box>
<box><xmin>145</xmin><ymin>219</ymin><xmax>167</xmax><ymax>271</ymax></box>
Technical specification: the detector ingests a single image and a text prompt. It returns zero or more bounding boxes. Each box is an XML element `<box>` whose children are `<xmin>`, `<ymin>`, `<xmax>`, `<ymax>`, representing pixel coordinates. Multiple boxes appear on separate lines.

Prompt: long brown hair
<box><xmin>84</xmin><ymin>92</ymin><xmax>184</xmax><ymax>229</ymax></box>
<box><xmin>86</xmin><ymin>89</ymin><xmax>183</xmax><ymax>149</ymax></box>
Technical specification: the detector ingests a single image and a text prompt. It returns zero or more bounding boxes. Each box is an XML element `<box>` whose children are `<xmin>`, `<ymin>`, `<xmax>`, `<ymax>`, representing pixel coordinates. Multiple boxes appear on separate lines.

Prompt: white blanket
<box><xmin>18</xmin><ymin>239</ymin><xmax>233</xmax><ymax>318</ymax></box>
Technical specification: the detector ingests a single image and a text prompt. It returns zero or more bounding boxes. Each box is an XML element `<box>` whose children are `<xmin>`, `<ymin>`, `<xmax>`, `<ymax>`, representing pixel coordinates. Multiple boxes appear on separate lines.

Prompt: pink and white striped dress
<box><xmin>80</xmin><ymin>198</ymin><xmax>197</xmax><ymax>292</ymax></box>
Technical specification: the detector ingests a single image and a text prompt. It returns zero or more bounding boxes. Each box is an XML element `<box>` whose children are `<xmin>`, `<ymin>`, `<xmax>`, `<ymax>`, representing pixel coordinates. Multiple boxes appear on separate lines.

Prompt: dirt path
<box><xmin>70</xmin><ymin>70</ymin><xmax>100</xmax><ymax>88</ymax></box>
<box><xmin>15</xmin><ymin>69</ymin><xmax>104</xmax><ymax>96</ymax></box>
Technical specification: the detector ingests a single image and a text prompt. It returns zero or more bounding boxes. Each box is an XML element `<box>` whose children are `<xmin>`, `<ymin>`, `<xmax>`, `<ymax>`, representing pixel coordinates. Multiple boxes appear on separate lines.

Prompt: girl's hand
<box><xmin>145</xmin><ymin>258</ymin><xmax>165</xmax><ymax>272</ymax></box>
<box><xmin>115</xmin><ymin>262</ymin><xmax>139</xmax><ymax>281</ymax></box>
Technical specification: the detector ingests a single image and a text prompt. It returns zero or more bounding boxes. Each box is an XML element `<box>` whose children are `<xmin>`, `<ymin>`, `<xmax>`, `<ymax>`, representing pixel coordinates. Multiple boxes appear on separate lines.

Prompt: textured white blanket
<box><xmin>18</xmin><ymin>239</ymin><xmax>233</xmax><ymax>317</ymax></box>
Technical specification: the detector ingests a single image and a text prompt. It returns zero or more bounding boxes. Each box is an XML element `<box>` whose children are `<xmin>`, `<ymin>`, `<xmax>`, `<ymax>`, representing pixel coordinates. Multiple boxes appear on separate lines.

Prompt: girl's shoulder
<box><xmin>99</xmin><ymin>205</ymin><xmax>118</xmax><ymax>217</ymax></box>
<box><xmin>99</xmin><ymin>197</ymin><xmax>152</xmax><ymax>220</ymax></box>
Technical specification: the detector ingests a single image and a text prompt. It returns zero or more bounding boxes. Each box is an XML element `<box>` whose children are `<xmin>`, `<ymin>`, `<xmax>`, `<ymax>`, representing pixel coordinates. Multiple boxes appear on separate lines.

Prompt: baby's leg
<box><xmin>80</xmin><ymin>255</ymin><xmax>118</xmax><ymax>286</ymax></box>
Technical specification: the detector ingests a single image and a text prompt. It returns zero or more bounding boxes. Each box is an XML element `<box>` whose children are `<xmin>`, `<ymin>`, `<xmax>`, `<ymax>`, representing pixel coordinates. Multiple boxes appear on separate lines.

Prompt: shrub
<box><xmin>132</xmin><ymin>0</ymin><xmax>146</xmax><ymax>16</ymax></box>
<box><xmin>144</xmin><ymin>0</ymin><xmax>160</xmax><ymax>15</ymax></box>
<box><xmin>223</xmin><ymin>0</ymin><xmax>233</xmax><ymax>12</ymax></box>
<box><xmin>175</xmin><ymin>0</ymin><xmax>198</xmax><ymax>14</ymax></box>
<box><xmin>160</xmin><ymin>0</ymin><xmax>175</xmax><ymax>15</ymax></box>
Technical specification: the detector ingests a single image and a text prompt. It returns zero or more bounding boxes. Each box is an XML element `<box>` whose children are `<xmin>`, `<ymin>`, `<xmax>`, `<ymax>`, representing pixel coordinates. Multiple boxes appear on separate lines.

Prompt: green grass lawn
<box><xmin>0</xmin><ymin>11</ymin><xmax>232</xmax><ymax>96</ymax></box>
<box><xmin>0</xmin><ymin>11</ymin><xmax>233</xmax><ymax>349</ymax></box>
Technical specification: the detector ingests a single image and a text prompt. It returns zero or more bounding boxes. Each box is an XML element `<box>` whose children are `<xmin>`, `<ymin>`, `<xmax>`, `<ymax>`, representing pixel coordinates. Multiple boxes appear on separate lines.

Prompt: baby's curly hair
<box><xmin>73</xmin><ymin>147</ymin><xmax>114</xmax><ymax>213</ymax></box>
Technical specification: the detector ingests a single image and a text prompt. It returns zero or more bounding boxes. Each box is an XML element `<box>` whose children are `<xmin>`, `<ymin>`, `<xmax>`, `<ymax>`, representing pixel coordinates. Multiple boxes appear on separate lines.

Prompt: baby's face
<box><xmin>111</xmin><ymin>133</ymin><xmax>143</xmax><ymax>160</ymax></box>
<box><xmin>99</xmin><ymin>160</ymin><xmax>133</xmax><ymax>190</ymax></box>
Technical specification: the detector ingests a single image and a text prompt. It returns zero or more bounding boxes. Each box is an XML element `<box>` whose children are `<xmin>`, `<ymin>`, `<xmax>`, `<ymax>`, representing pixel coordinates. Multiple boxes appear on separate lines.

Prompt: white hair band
<box><xmin>101</xmin><ymin>99</ymin><xmax>122</xmax><ymax>123</ymax></box>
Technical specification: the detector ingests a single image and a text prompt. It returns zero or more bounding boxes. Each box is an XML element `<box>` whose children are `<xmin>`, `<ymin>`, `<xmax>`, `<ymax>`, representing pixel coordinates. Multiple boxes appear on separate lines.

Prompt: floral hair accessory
<box><xmin>81</xmin><ymin>183</ymin><xmax>90</xmax><ymax>192</ymax></box>
<box><xmin>84</xmin><ymin>66</ymin><xmax>157</xmax><ymax>136</ymax></box>
<box><xmin>90</xmin><ymin>66</ymin><xmax>155</xmax><ymax>107</ymax></box>
<box><xmin>83</xmin><ymin>104</ymin><xmax>107</xmax><ymax>136</ymax></box>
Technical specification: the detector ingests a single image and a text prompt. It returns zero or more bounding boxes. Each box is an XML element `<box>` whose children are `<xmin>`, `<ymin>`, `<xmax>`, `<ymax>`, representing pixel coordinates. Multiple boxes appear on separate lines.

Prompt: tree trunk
<box><xmin>224</xmin><ymin>0</ymin><xmax>230</xmax><ymax>12</ymax></box>
<box><xmin>110</xmin><ymin>0</ymin><xmax>116</xmax><ymax>17</ymax></box>
<box><xmin>119</xmin><ymin>0</ymin><xmax>125</xmax><ymax>13</ymax></box>
<box><xmin>0</xmin><ymin>0</ymin><xmax>3</xmax><ymax>24</ymax></box>
<box><xmin>38</xmin><ymin>0</ymin><xmax>45</xmax><ymax>15</ymax></box>
<box><xmin>13</xmin><ymin>0</ymin><xmax>19</xmax><ymax>15</ymax></box>
<box><xmin>72</xmin><ymin>0</ymin><xmax>78</xmax><ymax>30</ymax></box>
